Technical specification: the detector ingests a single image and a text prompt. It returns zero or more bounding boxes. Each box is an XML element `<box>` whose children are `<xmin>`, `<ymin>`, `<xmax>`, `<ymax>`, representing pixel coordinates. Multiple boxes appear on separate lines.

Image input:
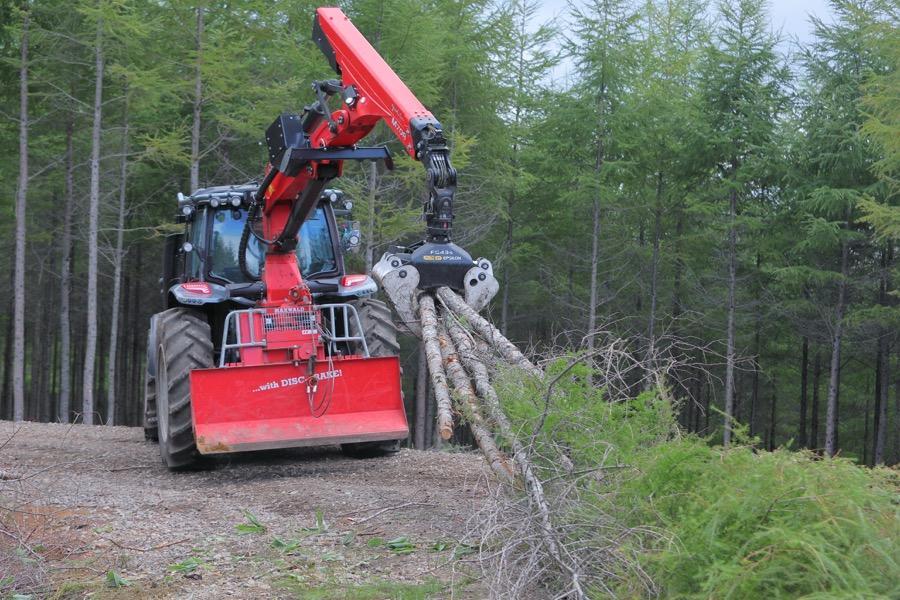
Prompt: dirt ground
<box><xmin>0</xmin><ymin>421</ymin><xmax>492</xmax><ymax>599</ymax></box>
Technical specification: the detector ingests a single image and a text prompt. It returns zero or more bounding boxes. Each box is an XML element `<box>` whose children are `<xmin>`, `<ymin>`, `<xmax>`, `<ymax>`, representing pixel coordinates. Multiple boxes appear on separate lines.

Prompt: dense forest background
<box><xmin>0</xmin><ymin>0</ymin><xmax>897</xmax><ymax>464</ymax></box>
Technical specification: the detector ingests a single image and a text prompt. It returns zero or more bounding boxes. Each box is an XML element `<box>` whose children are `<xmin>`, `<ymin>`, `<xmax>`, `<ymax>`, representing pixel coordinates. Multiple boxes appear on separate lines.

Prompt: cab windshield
<box><xmin>209</xmin><ymin>207</ymin><xmax>337</xmax><ymax>283</ymax></box>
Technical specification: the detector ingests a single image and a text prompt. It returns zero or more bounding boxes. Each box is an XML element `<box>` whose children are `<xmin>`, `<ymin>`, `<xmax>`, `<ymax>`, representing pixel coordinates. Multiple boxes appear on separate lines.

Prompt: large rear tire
<box><xmin>342</xmin><ymin>298</ymin><xmax>403</xmax><ymax>458</ymax></box>
<box><xmin>353</xmin><ymin>298</ymin><xmax>401</xmax><ymax>357</ymax></box>
<box><xmin>155</xmin><ymin>308</ymin><xmax>212</xmax><ymax>469</ymax></box>
<box><xmin>143</xmin><ymin>315</ymin><xmax>160</xmax><ymax>442</ymax></box>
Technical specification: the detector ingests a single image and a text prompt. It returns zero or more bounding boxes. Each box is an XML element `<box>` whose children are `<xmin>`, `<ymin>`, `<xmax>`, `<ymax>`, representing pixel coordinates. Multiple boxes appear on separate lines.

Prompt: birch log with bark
<box><xmin>190</xmin><ymin>6</ymin><xmax>204</xmax><ymax>192</ymax></box>
<box><xmin>12</xmin><ymin>9</ymin><xmax>30</xmax><ymax>422</ymax></box>
<box><xmin>82</xmin><ymin>15</ymin><xmax>105</xmax><ymax>425</ymax></box>
<box><xmin>435</xmin><ymin>287</ymin><xmax>540</xmax><ymax>377</ymax></box>
<box><xmin>436</xmin><ymin>321</ymin><xmax>513</xmax><ymax>479</ymax></box>
<box><xmin>106</xmin><ymin>100</ymin><xmax>129</xmax><ymax>425</ymax></box>
<box><xmin>418</xmin><ymin>294</ymin><xmax>453</xmax><ymax>440</ymax></box>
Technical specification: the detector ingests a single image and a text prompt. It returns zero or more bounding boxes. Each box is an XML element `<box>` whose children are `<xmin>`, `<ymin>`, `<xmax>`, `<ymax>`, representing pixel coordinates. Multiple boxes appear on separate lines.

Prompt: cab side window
<box><xmin>185</xmin><ymin>209</ymin><xmax>207</xmax><ymax>280</ymax></box>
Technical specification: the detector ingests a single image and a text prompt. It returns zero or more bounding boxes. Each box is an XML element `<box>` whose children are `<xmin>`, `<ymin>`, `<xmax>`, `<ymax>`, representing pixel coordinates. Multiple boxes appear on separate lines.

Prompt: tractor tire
<box><xmin>143</xmin><ymin>375</ymin><xmax>158</xmax><ymax>442</ymax></box>
<box><xmin>155</xmin><ymin>308</ymin><xmax>213</xmax><ymax>470</ymax></box>
<box><xmin>352</xmin><ymin>297</ymin><xmax>401</xmax><ymax>357</ymax></box>
<box><xmin>143</xmin><ymin>315</ymin><xmax>160</xmax><ymax>442</ymax></box>
<box><xmin>342</xmin><ymin>297</ymin><xmax>402</xmax><ymax>458</ymax></box>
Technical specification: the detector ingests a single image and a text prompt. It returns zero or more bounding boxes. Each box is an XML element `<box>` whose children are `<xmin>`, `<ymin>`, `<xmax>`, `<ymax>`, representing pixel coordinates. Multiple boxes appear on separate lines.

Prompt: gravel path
<box><xmin>0</xmin><ymin>421</ymin><xmax>491</xmax><ymax>598</ymax></box>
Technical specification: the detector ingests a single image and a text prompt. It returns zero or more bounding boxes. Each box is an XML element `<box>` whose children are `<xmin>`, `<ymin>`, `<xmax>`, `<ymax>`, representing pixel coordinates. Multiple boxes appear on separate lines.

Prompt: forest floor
<box><xmin>0</xmin><ymin>421</ymin><xmax>491</xmax><ymax>599</ymax></box>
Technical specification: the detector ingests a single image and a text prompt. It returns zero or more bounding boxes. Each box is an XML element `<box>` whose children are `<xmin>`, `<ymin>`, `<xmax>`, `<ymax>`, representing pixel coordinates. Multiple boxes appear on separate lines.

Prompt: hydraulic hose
<box><xmin>239</xmin><ymin>169</ymin><xmax>278</xmax><ymax>281</ymax></box>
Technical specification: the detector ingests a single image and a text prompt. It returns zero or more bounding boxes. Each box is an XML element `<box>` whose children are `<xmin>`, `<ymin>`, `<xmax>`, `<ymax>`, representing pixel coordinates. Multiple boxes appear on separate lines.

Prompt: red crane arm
<box><xmin>245</xmin><ymin>7</ymin><xmax>462</xmax><ymax>306</ymax></box>
<box><xmin>260</xmin><ymin>7</ymin><xmax>455</xmax><ymax>248</ymax></box>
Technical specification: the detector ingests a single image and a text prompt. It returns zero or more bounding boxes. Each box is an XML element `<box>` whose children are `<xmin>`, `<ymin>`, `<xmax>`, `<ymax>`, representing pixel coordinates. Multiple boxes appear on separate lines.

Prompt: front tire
<box><xmin>155</xmin><ymin>308</ymin><xmax>212</xmax><ymax>469</ymax></box>
<box><xmin>342</xmin><ymin>298</ymin><xmax>402</xmax><ymax>458</ymax></box>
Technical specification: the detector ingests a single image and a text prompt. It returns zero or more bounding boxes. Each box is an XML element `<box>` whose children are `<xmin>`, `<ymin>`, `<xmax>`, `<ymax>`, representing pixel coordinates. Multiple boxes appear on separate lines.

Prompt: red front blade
<box><xmin>190</xmin><ymin>356</ymin><xmax>407</xmax><ymax>454</ymax></box>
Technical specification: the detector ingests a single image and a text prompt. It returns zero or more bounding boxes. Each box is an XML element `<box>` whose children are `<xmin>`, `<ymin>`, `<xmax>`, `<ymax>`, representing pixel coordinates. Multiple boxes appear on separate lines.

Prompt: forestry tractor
<box><xmin>144</xmin><ymin>7</ymin><xmax>497</xmax><ymax>468</ymax></box>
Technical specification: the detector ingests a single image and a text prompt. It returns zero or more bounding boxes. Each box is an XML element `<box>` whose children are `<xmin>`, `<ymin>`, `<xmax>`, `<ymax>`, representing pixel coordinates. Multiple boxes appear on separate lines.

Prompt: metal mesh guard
<box><xmin>264</xmin><ymin>308</ymin><xmax>317</xmax><ymax>332</ymax></box>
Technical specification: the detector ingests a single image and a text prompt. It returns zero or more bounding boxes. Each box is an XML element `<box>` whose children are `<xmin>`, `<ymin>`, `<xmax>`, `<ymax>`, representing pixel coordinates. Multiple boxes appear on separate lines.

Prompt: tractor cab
<box><xmin>161</xmin><ymin>184</ymin><xmax>367</xmax><ymax>311</ymax></box>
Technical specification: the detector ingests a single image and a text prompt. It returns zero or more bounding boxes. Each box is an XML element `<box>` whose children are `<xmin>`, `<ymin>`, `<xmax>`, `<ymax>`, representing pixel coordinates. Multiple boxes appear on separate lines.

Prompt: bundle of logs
<box><xmin>411</xmin><ymin>287</ymin><xmax>589</xmax><ymax>600</ymax></box>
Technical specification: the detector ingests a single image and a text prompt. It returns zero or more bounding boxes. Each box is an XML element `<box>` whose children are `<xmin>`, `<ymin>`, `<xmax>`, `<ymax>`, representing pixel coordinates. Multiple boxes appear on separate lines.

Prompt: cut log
<box><xmin>436</xmin><ymin>286</ymin><xmax>541</xmax><ymax>377</ymax></box>
<box><xmin>436</xmin><ymin>321</ymin><xmax>514</xmax><ymax>480</ymax></box>
<box><xmin>418</xmin><ymin>294</ymin><xmax>454</xmax><ymax>440</ymax></box>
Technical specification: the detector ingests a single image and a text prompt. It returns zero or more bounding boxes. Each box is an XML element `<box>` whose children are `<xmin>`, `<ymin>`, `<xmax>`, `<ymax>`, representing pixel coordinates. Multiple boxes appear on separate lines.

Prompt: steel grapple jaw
<box><xmin>373</xmin><ymin>243</ymin><xmax>498</xmax><ymax>335</ymax></box>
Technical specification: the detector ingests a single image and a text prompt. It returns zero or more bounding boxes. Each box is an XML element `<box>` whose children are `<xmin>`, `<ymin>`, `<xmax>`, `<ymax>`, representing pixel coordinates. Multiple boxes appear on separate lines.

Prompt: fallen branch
<box><xmin>418</xmin><ymin>293</ymin><xmax>454</xmax><ymax>440</ymax></box>
<box><xmin>99</xmin><ymin>536</ymin><xmax>191</xmax><ymax>553</ymax></box>
<box><xmin>436</xmin><ymin>286</ymin><xmax>541</xmax><ymax>377</ymax></box>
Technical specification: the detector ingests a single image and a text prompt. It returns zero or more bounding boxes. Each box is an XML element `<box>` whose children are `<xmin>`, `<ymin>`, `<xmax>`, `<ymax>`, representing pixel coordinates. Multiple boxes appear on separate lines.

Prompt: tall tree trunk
<box><xmin>414</xmin><ymin>342</ymin><xmax>427</xmax><ymax>450</ymax></box>
<box><xmin>645</xmin><ymin>173</ymin><xmax>663</xmax><ymax>382</ymax></box>
<box><xmin>874</xmin><ymin>342</ymin><xmax>889</xmax><ymax>464</ymax></box>
<box><xmin>12</xmin><ymin>10</ymin><xmax>30</xmax><ymax>422</ymax></box>
<box><xmin>723</xmin><ymin>185</ymin><xmax>738</xmax><ymax>446</ymax></box>
<box><xmin>874</xmin><ymin>245</ymin><xmax>890</xmax><ymax>465</ymax></box>
<box><xmin>59</xmin><ymin>118</ymin><xmax>75</xmax><ymax>422</ymax></box>
<box><xmin>586</xmin><ymin>139</ymin><xmax>604</xmax><ymax>353</ymax></box>
<box><xmin>811</xmin><ymin>350</ymin><xmax>821</xmax><ymax>450</ymax></box>
<box><xmin>190</xmin><ymin>6</ymin><xmax>204</xmax><ymax>191</ymax></box>
<box><xmin>364</xmin><ymin>160</ymin><xmax>377</xmax><ymax>272</ymax></box>
<box><xmin>825</xmin><ymin>235</ymin><xmax>850</xmax><ymax>457</ymax></box>
<box><xmin>82</xmin><ymin>16</ymin><xmax>105</xmax><ymax>426</ymax></box>
<box><xmin>106</xmin><ymin>100</ymin><xmax>129</xmax><ymax>425</ymax></box>
<box><xmin>129</xmin><ymin>246</ymin><xmax>143</xmax><ymax>424</ymax></box>
<box><xmin>2</xmin><ymin>287</ymin><xmax>14</xmax><ymax>420</ymax></box>
<box><xmin>799</xmin><ymin>336</ymin><xmax>809</xmax><ymax>448</ymax></box>
<box><xmin>768</xmin><ymin>380</ymin><xmax>777</xmax><ymax>451</ymax></box>
<box><xmin>500</xmin><ymin>206</ymin><xmax>513</xmax><ymax>335</ymax></box>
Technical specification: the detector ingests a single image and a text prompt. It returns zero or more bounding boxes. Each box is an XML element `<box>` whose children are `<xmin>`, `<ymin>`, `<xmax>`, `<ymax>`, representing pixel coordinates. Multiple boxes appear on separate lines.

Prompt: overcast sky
<box><xmin>534</xmin><ymin>0</ymin><xmax>837</xmax><ymax>80</ymax></box>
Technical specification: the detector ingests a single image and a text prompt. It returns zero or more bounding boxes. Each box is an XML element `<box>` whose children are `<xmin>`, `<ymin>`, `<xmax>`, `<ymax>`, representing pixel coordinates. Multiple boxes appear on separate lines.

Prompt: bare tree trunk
<box><xmin>874</xmin><ymin>245</ymin><xmax>890</xmax><ymax>465</ymax></box>
<box><xmin>645</xmin><ymin>173</ymin><xmax>663</xmax><ymax>383</ymax></box>
<box><xmin>587</xmin><ymin>195</ymin><xmax>601</xmax><ymax>352</ymax></box>
<box><xmin>364</xmin><ymin>160</ymin><xmax>377</xmax><ymax>271</ymax></box>
<box><xmin>723</xmin><ymin>186</ymin><xmax>738</xmax><ymax>446</ymax></box>
<box><xmin>874</xmin><ymin>342</ymin><xmax>889</xmax><ymax>464</ymax></box>
<box><xmin>768</xmin><ymin>380</ymin><xmax>777</xmax><ymax>451</ymax></box>
<box><xmin>59</xmin><ymin>119</ymin><xmax>75</xmax><ymax>422</ymax></box>
<box><xmin>106</xmin><ymin>101</ymin><xmax>129</xmax><ymax>425</ymax></box>
<box><xmin>82</xmin><ymin>16</ymin><xmax>105</xmax><ymax>426</ymax></box>
<box><xmin>799</xmin><ymin>336</ymin><xmax>809</xmax><ymax>448</ymax></box>
<box><xmin>414</xmin><ymin>342</ymin><xmax>427</xmax><ymax>450</ymax></box>
<box><xmin>190</xmin><ymin>6</ymin><xmax>204</xmax><ymax>192</ymax></box>
<box><xmin>825</xmin><ymin>236</ymin><xmax>850</xmax><ymax>457</ymax></box>
<box><xmin>811</xmin><ymin>350</ymin><xmax>821</xmax><ymax>450</ymax></box>
<box><xmin>500</xmin><ymin>213</ymin><xmax>513</xmax><ymax>336</ymax></box>
<box><xmin>12</xmin><ymin>10</ymin><xmax>30</xmax><ymax>422</ymax></box>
